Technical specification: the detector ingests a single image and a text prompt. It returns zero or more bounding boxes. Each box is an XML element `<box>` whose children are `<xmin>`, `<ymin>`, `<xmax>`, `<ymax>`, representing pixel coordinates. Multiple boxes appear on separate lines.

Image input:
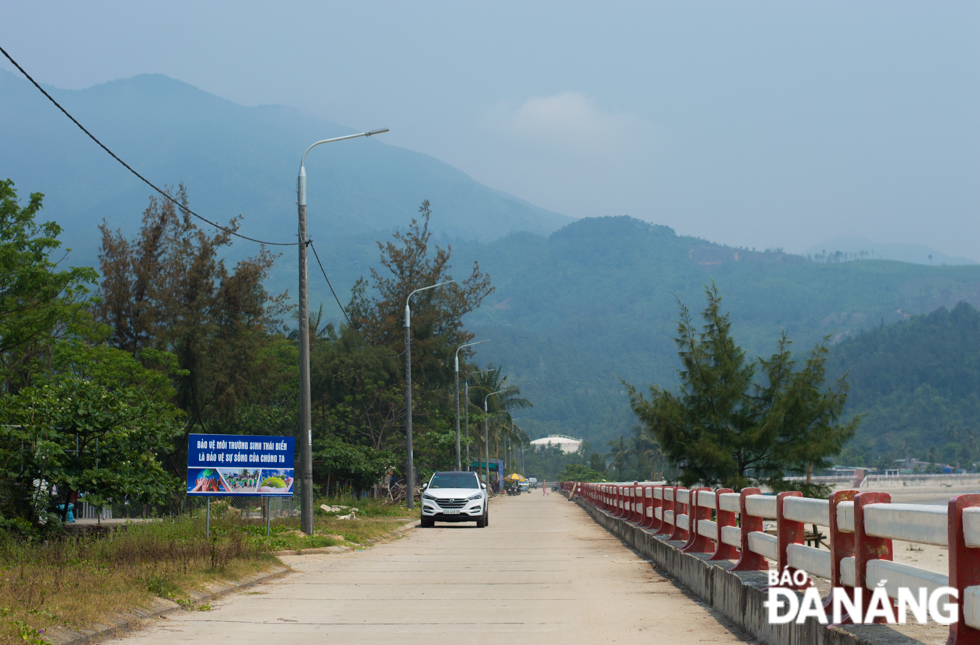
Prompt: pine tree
<box><xmin>625</xmin><ymin>283</ymin><xmax>857</xmax><ymax>492</ymax></box>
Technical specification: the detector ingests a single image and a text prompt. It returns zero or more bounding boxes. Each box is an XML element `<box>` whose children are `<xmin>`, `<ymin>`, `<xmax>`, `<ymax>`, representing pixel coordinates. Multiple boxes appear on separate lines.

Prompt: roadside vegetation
<box><xmin>625</xmin><ymin>284</ymin><xmax>856</xmax><ymax>495</ymax></box>
<box><xmin>0</xmin><ymin>495</ymin><xmax>414</xmax><ymax>645</ymax></box>
<box><xmin>0</xmin><ymin>181</ymin><xmax>527</xmax><ymax>533</ymax></box>
<box><xmin>0</xmin><ymin>180</ymin><xmax>522</xmax><ymax>642</ymax></box>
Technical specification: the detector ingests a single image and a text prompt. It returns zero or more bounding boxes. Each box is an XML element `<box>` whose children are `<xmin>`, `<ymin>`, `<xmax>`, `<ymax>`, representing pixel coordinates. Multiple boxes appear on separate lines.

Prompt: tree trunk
<box><xmin>806</xmin><ymin>461</ymin><xmax>813</xmax><ymax>485</ymax></box>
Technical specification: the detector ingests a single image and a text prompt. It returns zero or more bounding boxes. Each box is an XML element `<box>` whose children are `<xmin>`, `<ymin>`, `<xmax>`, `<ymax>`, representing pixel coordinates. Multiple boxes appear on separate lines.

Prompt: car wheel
<box><xmin>476</xmin><ymin>512</ymin><xmax>486</xmax><ymax>528</ymax></box>
<box><xmin>485</xmin><ymin>511</ymin><xmax>490</xmax><ymax>527</ymax></box>
<box><xmin>421</xmin><ymin>516</ymin><xmax>434</xmax><ymax>528</ymax></box>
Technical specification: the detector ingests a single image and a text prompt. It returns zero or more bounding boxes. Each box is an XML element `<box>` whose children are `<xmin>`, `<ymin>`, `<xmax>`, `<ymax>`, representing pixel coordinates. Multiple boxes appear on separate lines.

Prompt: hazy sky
<box><xmin>3</xmin><ymin>2</ymin><xmax>978</xmax><ymax>258</ymax></box>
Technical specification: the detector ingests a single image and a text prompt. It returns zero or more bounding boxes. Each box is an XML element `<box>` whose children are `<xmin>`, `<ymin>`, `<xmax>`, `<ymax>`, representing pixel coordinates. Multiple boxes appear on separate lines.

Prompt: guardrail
<box><xmin>560</xmin><ymin>481</ymin><xmax>980</xmax><ymax>644</ymax></box>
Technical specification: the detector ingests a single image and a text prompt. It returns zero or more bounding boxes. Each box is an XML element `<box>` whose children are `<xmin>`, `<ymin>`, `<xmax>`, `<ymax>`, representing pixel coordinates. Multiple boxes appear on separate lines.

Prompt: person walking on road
<box><xmin>542</xmin><ymin>480</ymin><xmax>548</xmax><ymax>495</ymax></box>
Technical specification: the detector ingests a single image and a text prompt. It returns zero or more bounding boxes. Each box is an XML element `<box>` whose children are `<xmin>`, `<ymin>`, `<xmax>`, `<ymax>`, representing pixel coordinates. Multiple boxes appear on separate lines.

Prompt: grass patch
<box><xmin>0</xmin><ymin>496</ymin><xmax>414</xmax><ymax>644</ymax></box>
<box><xmin>0</xmin><ymin>515</ymin><xmax>275</xmax><ymax>644</ymax></box>
<box><xmin>248</xmin><ymin>496</ymin><xmax>416</xmax><ymax>551</ymax></box>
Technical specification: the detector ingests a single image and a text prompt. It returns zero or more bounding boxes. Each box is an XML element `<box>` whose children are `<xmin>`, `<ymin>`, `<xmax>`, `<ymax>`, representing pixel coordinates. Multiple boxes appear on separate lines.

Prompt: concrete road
<box><xmin>111</xmin><ymin>493</ymin><xmax>751</xmax><ymax>644</ymax></box>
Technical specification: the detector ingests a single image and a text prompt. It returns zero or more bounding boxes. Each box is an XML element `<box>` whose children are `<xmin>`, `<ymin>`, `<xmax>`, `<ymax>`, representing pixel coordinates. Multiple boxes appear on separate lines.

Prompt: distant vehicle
<box><xmin>420</xmin><ymin>471</ymin><xmax>488</xmax><ymax>528</ymax></box>
<box><xmin>529</xmin><ymin>476</ymin><xmax>538</xmax><ymax>489</ymax></box>
<box><xmin>519</xmin><ymin>480</ymin><xmax>530</xmax><ymax>493</ymax></box>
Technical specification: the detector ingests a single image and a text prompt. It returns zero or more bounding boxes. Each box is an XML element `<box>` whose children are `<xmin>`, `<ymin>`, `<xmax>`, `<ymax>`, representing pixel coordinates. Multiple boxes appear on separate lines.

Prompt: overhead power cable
<box><xmin>0</xmin><ymin>45</ymin><xmax>297</xmax><ymax>247</ymax></box>
<box><xmin>308</xmin><ymin>239</ymin><xmax>406</xmax><ymax>359</ymax></box>
<box><xmin>1</xmin><ymin>47</ymin><xmax>415</xmax><ymax>359</ymax></box>
<box><xmin>308</xmin><ymin>239</ymin><xmax>354</xmax><ymax>328</ymax></box>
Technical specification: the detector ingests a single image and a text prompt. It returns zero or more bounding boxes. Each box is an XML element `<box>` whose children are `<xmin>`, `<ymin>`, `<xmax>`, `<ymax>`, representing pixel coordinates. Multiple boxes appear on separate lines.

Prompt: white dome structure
<box><xmin>530</xmin><ymin>434</ymin><xmax>582</xmax><ymax>454</ymax></box>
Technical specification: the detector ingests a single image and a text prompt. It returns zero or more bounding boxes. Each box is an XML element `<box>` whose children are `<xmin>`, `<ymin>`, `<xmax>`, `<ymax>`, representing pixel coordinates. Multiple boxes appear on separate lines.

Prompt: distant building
<box><xmin>530</xmin><ymin>434</ymin><xmax>582</xmax><ymax>454</ymax></box>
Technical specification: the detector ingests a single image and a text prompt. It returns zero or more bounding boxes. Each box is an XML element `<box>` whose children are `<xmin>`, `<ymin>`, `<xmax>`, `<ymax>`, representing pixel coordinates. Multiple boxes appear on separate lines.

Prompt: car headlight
<box><xmin>467</xmin><ymin>492</ymin><xmax>483</xmax><ymax>501</ymax></box>
<box><xmin>423</xmin><ymin>493</ymin><xmax>437</xmax><ymax>501</ymax></box>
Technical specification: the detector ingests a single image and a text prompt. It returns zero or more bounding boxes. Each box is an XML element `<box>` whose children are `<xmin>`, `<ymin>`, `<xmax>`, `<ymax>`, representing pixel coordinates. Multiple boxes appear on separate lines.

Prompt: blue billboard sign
<box><xmin>187</xmin><ymin>434</ymin><xmax>295</xmax><ymax>497</ymax></box>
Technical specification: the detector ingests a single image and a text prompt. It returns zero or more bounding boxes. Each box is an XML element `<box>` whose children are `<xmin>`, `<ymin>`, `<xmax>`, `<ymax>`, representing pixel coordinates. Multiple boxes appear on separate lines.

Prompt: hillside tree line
<box><xmin>0</xmin><ymin>181</ymin><xmax>530</xmax><ymax>536</ymax></box>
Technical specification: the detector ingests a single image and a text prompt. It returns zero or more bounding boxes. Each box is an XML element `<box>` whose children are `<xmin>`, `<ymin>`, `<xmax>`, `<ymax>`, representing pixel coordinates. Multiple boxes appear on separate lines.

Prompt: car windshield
<box><xmin>428</xmin><ymin>473</ymin><xmax>479</xmax><ymax>489</ymax></box>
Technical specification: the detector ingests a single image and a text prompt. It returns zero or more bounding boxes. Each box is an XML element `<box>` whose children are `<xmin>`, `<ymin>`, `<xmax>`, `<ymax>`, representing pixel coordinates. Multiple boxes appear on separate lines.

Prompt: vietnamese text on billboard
<box><xmin>187</xmin><ymin>434</ymin><xmax>295</xmax><ymax>496</ymax></box>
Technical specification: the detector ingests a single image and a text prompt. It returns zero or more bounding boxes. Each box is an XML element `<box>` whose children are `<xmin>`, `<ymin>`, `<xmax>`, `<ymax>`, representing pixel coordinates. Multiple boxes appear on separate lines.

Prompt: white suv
<box><xmin>420</xmin><ymin>471</ymin><xmax>488</xmax><ymax>528</ymax></box>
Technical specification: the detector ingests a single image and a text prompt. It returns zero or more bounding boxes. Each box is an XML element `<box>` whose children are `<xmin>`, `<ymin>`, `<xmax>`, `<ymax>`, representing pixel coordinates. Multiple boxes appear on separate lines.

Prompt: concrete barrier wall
<box><xmin>569</xmin><ymin>493</ymin><xmax>938</xmax><ymax>645</ymax></box>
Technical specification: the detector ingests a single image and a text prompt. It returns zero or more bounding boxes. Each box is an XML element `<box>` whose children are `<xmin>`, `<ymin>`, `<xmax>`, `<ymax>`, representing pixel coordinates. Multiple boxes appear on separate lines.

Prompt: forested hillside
<box><xmin>8</xmin><ymin>68</ymin><xmax>980</xmax><ymax>454</ymax></box>
<box><xmin>0</xmin><ymin>69</ymin><xmax>571</xmax><ymax>271</ymax></box>
<box><xmin>448</xmin><ymin>216</ymin><xmax>980</xmax><ymax>446</ymax></box>
<box><xmin>829</xmin><ymin>302</ymin><xmax>980</xmax><ymax>469</ymax></box>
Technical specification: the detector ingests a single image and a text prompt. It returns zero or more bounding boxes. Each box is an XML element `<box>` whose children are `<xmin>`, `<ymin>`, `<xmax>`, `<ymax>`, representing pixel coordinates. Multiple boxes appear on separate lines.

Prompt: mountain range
<box><xmin>0</xmin><ymin>68</ymin><xmax>571</xmax><ymax>271</ymax></box>
<box><xmin>806</xmin><ymin>236</ymin><xmax>976</xmax><ymax>266</ymax></box>
<box><xmin>4</xmin><ymin>69</ymin><xmax>980</xmax><ymax>453</ymax></box>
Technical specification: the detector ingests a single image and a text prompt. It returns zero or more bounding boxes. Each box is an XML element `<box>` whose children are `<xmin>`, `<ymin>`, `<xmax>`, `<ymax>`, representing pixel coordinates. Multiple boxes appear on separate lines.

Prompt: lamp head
<box><xmin>297</xmin><ymin>166</ymin><xmax>307</xmax><ymax>206</ymax></box>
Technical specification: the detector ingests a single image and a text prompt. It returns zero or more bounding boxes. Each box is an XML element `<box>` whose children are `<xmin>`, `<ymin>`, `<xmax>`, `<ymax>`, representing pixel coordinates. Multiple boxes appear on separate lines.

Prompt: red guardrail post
<box><xmin>825</xmin><ymin>489</ymin><xmax>858</xmax><ymax>612</ymax></box>
<box><xmin>668</xmin><ymin>487</ymin><xmax>690</xmax><ymax>542</ymax></box>
<box><xmin>650</xmin><ymin>485</ymin><xmax>663</xmax><ymax>532</ymax></box>
<box><xmin>629</xmin><ymin>484</ymin><xmax>640</xmax><ymax>523</ymax></box>
<box><xmin>633</xmin><ymin>483</ymin><xmax>643</xmax><ymax>524</ymax></box>
<box><xmin>632</xmin><ymin>484</ymin><xmax>643</xmax><ymax>525</ymax></box>
<box><xmin>731</xmin><ymin>487</ymin><xmax>767</xmax><ymax>571</ymax></box>
<box><xmin>854</xmin><ymin>491</ymin><xmax>893</xmax><ymax>623</ymax></box>
<box><xmin>946</xmin><ymin>493</ymin><xmax>980</xmax><ymax>645</ymax></box>
<box><xmin>656</xmin><ymin>486</ymin><xmax>674</xmax><ymax>535</ymax></box>
<box><xmin>641</xmin><ymin>486</ymin><xmax>655</xmax><ymax>529</ymax></box>
<box><xmin>682</xmin><ymin>487</ymin><xmax>713</xmax><ymax>553</ymax></box>
<box><xmin>709</xmin><ymin>488</ymin><xmax>739</xmax><ymax>561</ymax></box>
<box><xmin>774</xmin><ymin>491</ymin><xmax>809</xmax><ymax>589</ymax></box>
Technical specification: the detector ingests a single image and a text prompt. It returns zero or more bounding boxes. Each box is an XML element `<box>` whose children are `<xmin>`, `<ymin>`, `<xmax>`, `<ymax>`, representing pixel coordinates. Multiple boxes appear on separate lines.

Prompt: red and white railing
<box><xmin>560</xmin><ymin>481</ymin><xmax>980</xmax><ymax>644</ymax></box>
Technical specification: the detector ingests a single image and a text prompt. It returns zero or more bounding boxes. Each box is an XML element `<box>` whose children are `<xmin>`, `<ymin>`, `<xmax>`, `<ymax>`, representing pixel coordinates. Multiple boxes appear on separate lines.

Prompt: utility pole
<box><xmin>404</xmin><ymin>282</ymin><xmax>452</xmax><ymax>509</ymax></box>
<box><xmin>463</xmin><ymin>369</ymin><xmax>492</xmax><ymax>473</ymax></box>
<box><xmin>404</xmin><ymin>313</ymin><xmax>412</xmax><ymax>505</ymax></box>
<box><xmin>297</xmin><ymin>189</ymin><xmax>312</xmax><ymax>534</ymax></box>
<box><xmin>297</xmin><ymin>128</ymin><xmax>387</xmax><ymax>534</ymax></box>
<box><xmin>455</xmin><ymin>340</ymin><xmax>488</xmax><ymax>471</ymax></box>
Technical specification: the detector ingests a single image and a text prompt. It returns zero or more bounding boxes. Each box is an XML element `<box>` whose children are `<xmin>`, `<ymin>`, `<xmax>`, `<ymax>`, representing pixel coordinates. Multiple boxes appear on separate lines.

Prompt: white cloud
<box><xmin>489</xmin><ymin>92</ymin><xmax>649</xmax><ymax>154</ymax></box>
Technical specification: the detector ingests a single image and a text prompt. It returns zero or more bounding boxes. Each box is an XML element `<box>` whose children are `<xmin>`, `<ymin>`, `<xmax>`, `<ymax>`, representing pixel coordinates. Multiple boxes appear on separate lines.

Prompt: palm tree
<box><xmin>631</xmin><ymin>426</ymin><xmax>666</xmax><ymax>480</ymax></box>
<box><xmin>288</xmin><ymin>304</ymin><xmax>329</xmax><ymax>344</ymax></box>
<box><xmin>606</xmin><ymin>436</ymin><xmax>632</xmax><ymax>480</ymax></box>
<box><xmin>466</xmin><ymin>364</ymin><xmax>532</xmax><ymax>463</ymax></box>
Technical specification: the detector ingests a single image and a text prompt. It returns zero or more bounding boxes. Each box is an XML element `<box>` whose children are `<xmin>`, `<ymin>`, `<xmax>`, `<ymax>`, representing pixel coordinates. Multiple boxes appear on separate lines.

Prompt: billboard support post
<box><xmin>187</xmin><ymin>434</ymin><xmax>296</xmax><ymax>538</ymax></box>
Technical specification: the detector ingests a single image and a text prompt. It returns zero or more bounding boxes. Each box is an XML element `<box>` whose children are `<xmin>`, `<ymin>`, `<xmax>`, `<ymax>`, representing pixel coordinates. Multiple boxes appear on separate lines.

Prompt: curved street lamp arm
<box><xmin>455</xmin><ymin>339</ymin><xmax>489</xmax><ymax>371</ymax></box>
<box><xmin>300</xmin><ymin>129</ymin><xmax>389</xmax><ymax>170</ymax></box>
<box><xmin>297</xmin><ymin>129</ymin><xmax>388</xmax><ymax>210</ymax></box>
<box><xmin>407</xmin><ymin>281</ymin><xmax>454</xmax><ymax>306</ymax></box>
<box><xmin>484</xmin><ymin>389</ymin><xmax>506</xmax><ymax>411</ymax></box>
<box><xmin>405</xmin><ymin>281</ymin><xmax>455</xmax><ymax>327</ymax></box>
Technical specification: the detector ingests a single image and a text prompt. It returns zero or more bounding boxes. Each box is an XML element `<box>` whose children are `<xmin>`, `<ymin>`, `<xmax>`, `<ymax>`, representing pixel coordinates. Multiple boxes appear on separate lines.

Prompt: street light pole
<box><xmin>297</xmin><ymin>128</ymin><xmax>388</xmax><ymax>535</ymax></box>
<box><xmin>404</xmin><ymin>281</ymin><xmax>453</xmax><ymax>509</ymax></box>
<box><xmin>484</xmin><ymin>390</ymin><xmax>505</xmax><ymax>494</ymax></box>
<box><xmin>463</xmin><ymin>368</ymin><xmax>493</xmax><ymax>472</ymax></box>
<box><xmin>455</xmin><ymin>340</ymin><xmax>488</xmax><ymax>470</ymax></box>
